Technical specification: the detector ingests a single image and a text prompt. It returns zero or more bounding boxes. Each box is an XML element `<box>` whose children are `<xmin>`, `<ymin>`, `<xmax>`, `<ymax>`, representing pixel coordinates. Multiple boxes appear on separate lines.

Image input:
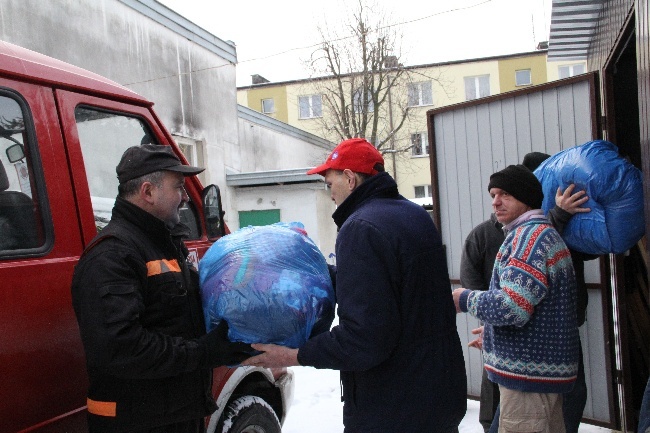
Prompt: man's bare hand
<box><xmin>556</xmin><ymin>184</ymin><xmax>591</xmax><ymax>214</ymax></box>
<box><xmin>452</xmin><ymin>288</ymin><xmax>466</xmax><ymax>313</ymax></box>
<box><xmin>468</xmin><ymin>326</ymin><xmax>484</xmax><ymax>350</ymax></box>
<box><xmin>240</xmin><ymin>343</ymin><xmax>300</xmax><ymax>368</ymax></box>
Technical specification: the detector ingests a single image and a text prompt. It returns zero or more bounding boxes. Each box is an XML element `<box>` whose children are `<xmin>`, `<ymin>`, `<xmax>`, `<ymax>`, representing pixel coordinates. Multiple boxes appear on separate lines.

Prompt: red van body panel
<box><xmin>0</xmin><ymin>40</ymin><xmax>291</xmax><ymax>433</ymax></box>
<box><xmin>0</xmin><ymin>40</ymin><xmax>148</xmax><ymax>105</ymax></box>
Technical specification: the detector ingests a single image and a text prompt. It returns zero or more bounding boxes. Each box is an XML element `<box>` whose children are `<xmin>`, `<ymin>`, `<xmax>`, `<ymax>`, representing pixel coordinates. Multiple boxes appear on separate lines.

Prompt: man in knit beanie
<box><xmin>453</xmin><ymin>164</ymin><xmax>579</xmax><ymax>433</ymax></box>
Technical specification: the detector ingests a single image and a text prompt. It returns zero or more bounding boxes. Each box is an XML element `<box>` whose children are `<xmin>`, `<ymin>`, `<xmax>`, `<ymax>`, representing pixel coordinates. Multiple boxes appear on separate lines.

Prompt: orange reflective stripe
<box><xmin>146</xmin><ymin>259</ymin><xmax>181</xmax><ymax>276</ymax></box>
<box><xmin>87</xmin><ymin>398</ymin><xmax>117</xmax><ymax>417</ymax></box>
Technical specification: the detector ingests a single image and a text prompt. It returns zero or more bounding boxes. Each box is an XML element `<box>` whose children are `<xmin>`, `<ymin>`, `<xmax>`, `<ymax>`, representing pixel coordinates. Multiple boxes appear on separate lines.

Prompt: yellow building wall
<box><xmin>546</xmin><ymin>60</ymin><xmax>588</xmax><ymax>82</ymax></box>
<box><xmin>245</xmin><ymin>86</ymin><xmax>289</xmax><ymax>123</ymax></box>
<box><xmin>387</xmin><ymin>60</ymin><xmax>501</xmax><ymax>198</ymax></box>
<box><xmin>236</xmin><ymin>52</ymin><xmax>557</xmax><ymax>201</ymax></box>
<box><xmin>236</xmin><ymin>91</ymin><xmax>248</xmax><ymax>106</ymax></box>
<box><xmin>498</xmin><ymin>53</ymin><xmax>548</xmax><ymax>92</ymax></box>
<box><xmin>285</xmin><ymin>81</ymin><xmax>329</xmax><ymax>138</ymax></box>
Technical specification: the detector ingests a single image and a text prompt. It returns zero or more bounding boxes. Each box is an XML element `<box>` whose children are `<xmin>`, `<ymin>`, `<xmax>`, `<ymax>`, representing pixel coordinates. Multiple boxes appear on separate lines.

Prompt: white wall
<box><xmin>0</xmin><ymin>0</ymin><xmax>339</xmax><ymax>239</ymax></box>
<box><xmin>0</xmin><ymin>0</ymin><xmax>240</xmax><ymax>220</ymax></box>
<box><xmin>235</xmin><ymin>113</ymin><xmax>330</xmax><ymax>173</ymax></box>
<box><xmin>234</xmin><ymin>184</ymin><xmax>337</xmax><ymax>259</ymax></box>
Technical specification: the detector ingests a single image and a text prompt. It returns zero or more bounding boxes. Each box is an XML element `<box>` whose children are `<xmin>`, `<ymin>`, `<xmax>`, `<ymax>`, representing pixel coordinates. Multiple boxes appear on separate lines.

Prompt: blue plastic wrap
<box><xmin>199</xmin><ymin>221</ymin><xmax>335</xmax><ymax>348</ymax></box>
<box><xmin>534</xmin><ymin>140</ymin><xmax>644</xmax><ymax>255</ymax></box>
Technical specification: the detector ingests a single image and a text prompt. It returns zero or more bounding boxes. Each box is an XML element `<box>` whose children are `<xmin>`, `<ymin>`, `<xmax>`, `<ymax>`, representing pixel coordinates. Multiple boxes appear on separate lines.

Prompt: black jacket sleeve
<box><xmin>72</xmin><ymin>239</ymin><xmax>215</xmax><ymax>380</ymax></box>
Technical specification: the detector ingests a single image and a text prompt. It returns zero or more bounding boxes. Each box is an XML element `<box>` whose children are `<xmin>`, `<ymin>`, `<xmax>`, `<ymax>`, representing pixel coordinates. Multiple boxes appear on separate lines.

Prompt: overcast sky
<box><xmin>156</xmin><ymin>0</ymin><xmax>552</xmax><ymax>87</ymax></box>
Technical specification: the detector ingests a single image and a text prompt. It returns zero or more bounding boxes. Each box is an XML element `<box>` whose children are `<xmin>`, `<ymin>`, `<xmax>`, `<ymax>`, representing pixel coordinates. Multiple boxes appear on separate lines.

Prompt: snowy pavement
<box><xmin>281</xmin><ymin>366</ymin><xmax>614</xmax><ymax>433</ymax></box>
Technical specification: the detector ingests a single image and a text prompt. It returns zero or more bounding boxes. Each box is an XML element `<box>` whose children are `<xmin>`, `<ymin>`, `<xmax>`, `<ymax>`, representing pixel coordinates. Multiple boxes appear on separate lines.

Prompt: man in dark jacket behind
<box><xmin>71</xmin><ymin>144</ymin><xmax>252</xmax><ymax>433</ymax></box>
<box><xmin>242</xmin><ymin>138</ymin><xmax>467</xmax><ymax>432</ymax></box>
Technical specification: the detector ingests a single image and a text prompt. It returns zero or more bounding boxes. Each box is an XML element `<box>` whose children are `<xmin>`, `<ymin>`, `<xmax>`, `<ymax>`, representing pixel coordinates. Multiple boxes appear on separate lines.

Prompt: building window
<box><xmin>411</xmin><ymin>133</ymin><xmax>429</xmax><ymax>157</ymax></box>
<box><xmin>558</xmin><ymin>63</ymin><xmax>586</xmax><ymax>79</ymax></box>
<box><xmin>174</xmin><ymin>135</ymin><xmax>205</xmax><ymax>184</ymax></box>
<box><xmin>515</xmin><ymin>69</ymin><xmax>532</xmax><ymax>86</ymax></box>
<box><xmin>299</xmin><ymin>95</ymin><xmax>322</xmax><ymax>119</ymax></box>
<box><xmin>464</xmin><ymin>75</ymin><xmax>490</xmax><ymax>101</ymax></box>
<box><xmin>353</xmin><ymin>89</ymin><xmax>374</xmax><ymax>113</ymax></box>
<box><xmin>414</xmin><ymin>185</ymin><xmax>432</xmax><ymax>198</ymax></box>
<box><xmin>407</xmin><ymin>81</ymin><xmax>433</xmax><ymax>107</ymax></box>
<box><xmin>261</xmin><ymin>98</ymin><xmax>274</xmax><ymax>114</ymax></box>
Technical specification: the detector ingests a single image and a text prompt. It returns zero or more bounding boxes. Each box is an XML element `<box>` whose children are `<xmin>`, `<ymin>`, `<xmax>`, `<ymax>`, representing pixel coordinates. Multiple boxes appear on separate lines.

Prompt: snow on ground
<box><xmin>281</xmin><ymin>366</ymin><xmax>614</xmax><ymax>433</ymax></box>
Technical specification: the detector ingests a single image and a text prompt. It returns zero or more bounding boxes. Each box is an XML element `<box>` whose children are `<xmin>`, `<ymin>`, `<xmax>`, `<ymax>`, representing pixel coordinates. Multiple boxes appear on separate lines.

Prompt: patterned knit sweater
<box><xmin>458</xmin><ymin>215</ymin><xmax>579</xmax><ymax>393</ymax></box>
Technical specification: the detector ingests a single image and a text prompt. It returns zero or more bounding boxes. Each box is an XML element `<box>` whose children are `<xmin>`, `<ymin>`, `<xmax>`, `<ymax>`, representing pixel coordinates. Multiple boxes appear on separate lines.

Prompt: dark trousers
<box><xmin>488</xmin><ymin>343</ymin><xmax>587</xmax><ymax>433</ymax></box>
<box><xmin>638</xmin><ymin>377</ymin><xmax>650</xmax><ymax>433</ymax></box>
<box><xmin>479</xmin><ymin>367</ymin><xmax>500</xmax><ymax>433</ymax></box>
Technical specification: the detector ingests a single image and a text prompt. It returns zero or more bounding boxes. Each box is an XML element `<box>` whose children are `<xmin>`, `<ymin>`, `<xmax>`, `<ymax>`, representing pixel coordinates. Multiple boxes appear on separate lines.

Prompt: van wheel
<box><xmin>217</xmin><ymin>396</ymin><xmax>281</xmax><ymax>433</ymax></box>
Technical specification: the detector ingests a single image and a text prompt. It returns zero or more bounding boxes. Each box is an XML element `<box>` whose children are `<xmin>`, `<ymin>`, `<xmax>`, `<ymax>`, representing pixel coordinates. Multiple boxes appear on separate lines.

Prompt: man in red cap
<box><xmin>243</xmin><ymin>138</ymin><xmax>467</xmax><ymax>432</ymax></box>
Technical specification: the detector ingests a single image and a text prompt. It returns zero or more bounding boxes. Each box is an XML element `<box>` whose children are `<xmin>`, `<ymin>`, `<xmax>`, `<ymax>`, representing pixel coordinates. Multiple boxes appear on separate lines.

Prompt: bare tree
<box><xmin>302</xmin><ymin>0</ymin><xmax>447</xmax><ymax>156</ymax></box>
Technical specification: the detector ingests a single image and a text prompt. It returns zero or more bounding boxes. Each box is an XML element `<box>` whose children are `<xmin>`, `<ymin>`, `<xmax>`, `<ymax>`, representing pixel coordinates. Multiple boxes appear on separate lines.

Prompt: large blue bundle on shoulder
<box><xmin>199</xmin><ymin>221</ymin><xmax>335</xmax><ymax>348</ymax></box>
<box><xmin>534</xmin><ymin>140</ymin><xmax>644</xmax><ymax>255</ymax></box>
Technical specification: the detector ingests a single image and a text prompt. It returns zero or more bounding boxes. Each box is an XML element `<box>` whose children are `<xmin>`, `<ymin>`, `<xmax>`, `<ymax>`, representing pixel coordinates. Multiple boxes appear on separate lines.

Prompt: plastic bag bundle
<box><xmin>534</xmin><ymin>140</ymin><xmax>644</xmax><ymax>255</ymax></box>
<box><xmin>199</xmin><ymin>221</ymin><xmax>335</xmax><ymax>348</ymax></box>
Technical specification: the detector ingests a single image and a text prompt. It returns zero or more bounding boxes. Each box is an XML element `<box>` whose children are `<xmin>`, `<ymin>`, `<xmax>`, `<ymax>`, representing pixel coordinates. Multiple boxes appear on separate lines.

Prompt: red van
<box><xmin>0</xmin><ymin>40</ymin><xmax>293</xmax><ymax>433</ymax></box>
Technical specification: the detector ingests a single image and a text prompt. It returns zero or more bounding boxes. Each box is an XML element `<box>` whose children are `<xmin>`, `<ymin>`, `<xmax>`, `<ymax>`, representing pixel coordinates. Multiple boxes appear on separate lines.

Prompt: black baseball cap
<box><xmin>117</xmin><ymin>144</ymin><xmax>204</xmax><ymax>184</ymax></box>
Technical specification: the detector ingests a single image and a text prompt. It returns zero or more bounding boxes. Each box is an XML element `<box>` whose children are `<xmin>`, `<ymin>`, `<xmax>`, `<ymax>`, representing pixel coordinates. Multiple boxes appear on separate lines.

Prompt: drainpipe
<box><xmin>386</xmin><ymin>75</ymin><xmax>397</xmax><ymax>181</ymax></box>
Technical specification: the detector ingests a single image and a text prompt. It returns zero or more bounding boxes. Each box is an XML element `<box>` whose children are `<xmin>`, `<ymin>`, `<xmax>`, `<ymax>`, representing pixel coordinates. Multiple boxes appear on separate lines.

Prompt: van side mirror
<box><xmin>6</xmin><ymin>143</ymin><xmax>25</xmax><ymax>163</ymax></box>
<box><xmin>202</xmin><ymin>184</ymin><xmax>225</xmax><ymax>241</ymax></box>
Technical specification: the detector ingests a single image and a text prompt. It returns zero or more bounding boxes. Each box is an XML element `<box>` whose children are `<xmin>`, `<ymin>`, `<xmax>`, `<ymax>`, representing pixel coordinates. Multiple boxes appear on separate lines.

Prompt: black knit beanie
<box><xmin>487</xmin><ymin>164</ymin><xmax>544</xmax><ymax>209</ymax></box>
<box><xmin>522</xmin><ymin>151</ymin><xmax>550</xmax><ymax>172</ymax></box>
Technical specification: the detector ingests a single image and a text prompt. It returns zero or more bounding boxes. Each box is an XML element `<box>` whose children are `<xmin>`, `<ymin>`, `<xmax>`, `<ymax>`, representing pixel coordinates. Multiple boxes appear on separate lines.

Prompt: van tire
<box><xmin>217</xmin><ymin>396</ymin><xmax>281</xmax><ymax>433</ymax></box>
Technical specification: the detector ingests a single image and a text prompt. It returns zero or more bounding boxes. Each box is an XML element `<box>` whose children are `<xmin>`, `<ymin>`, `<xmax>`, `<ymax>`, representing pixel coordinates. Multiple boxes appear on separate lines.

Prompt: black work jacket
<box><xmin>71</xmin><ymin>197</ymin><xmax>215</xmax><ymax>432</ymax></box>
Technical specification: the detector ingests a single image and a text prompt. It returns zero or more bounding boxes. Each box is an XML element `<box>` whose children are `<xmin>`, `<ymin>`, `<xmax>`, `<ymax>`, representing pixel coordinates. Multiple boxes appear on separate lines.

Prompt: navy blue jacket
<box><xmin>298</xmin><ymin>172</ymin><xmax>466</xmax><ymax>432</ymax></box>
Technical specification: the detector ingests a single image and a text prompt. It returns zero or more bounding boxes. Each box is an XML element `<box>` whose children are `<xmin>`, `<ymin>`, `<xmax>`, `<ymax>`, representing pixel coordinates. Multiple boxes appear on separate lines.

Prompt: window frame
<box><xmin>515</xmin><ymin>69</ymin><xmax>532</xmax><ymax>86</ymax></box>
<box><xmin>414</xmin><ymin>184</ymin><xmax>432</xmax><ymax>199</ymax></box>
<box><xmin>407</xmin><ymin>81</ymin><xmax>433</xmax><ymax>107</ymax></box>
<box><xmin>261</xmin><ymin>98</ymin><xmax>275</xmax><ymax>114</ymax></box>
<box><xmin>353</xmin><ymin>88</ymin><xmax>374</xmax><ymax>113</ymax></box>
<box><xmin>464</xmin><ymin>75</ymin><xmax>490</xmax><ymax>101</ymax></box>
<box><xmin>298</xmin><ymin>94</ymin><xmax>323</xmax><ymax>119</ymax></box>
<box><xmin>410</xmin><ymin>132</ymin><xmax>430</xmax><ymax>157</ymax></box>
<box><xmin>73</xmin><ymin>105</ymin><xmax>201</xmax><ymax>240</ymax></box>
<box><xmin>174</xmin><ymin>135</ymin><xmax>206</xmax><ymax>185</ymax></box>
<box><xmin>0</xmin><ymin>87</ymin><xmax>53</xmax><ymax>257</ymax></box>
<box><xmin>558</xmin><ymin>63</ymin><xmax>586</xmax><ymax>79</ymax></box>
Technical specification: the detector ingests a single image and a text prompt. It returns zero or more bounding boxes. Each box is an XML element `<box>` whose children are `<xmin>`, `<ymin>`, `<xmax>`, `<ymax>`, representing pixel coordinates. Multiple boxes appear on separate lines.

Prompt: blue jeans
<box><xmin>638</xmin><ymin>376</ymin><xmax>650</xmax><ymax>433</ymax></box>
<box><xmin>488</xmin><ymin>344</ymin><xmax>587</xmax><ymax>433</ymax></box>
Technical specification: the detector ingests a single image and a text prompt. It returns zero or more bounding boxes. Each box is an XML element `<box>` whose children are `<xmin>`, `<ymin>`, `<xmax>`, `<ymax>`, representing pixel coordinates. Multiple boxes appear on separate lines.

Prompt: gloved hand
<box><xmin>200</xmin><ymin>320</ymin><xmax>256</xmax><ymax>368</ymax></box>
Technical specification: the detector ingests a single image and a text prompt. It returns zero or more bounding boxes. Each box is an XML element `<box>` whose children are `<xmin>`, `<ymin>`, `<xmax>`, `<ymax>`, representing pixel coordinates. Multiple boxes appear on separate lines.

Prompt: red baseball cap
<box><xmin>307</xmin><ymin>138</ymin><xmax>384</xmax><ymax>176</ymax></box>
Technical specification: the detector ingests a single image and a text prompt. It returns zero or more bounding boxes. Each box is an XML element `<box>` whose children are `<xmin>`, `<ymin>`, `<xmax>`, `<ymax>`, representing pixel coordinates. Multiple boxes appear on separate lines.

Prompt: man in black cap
<box><xmin>71</xmin><ymin>144</ymin><xmax>252</xmax><ymax>433</ymax></box>
<box><xmin>453</xmin><ymin>164</ymin><xmax>580</xmax><ymax>433</ymax></box>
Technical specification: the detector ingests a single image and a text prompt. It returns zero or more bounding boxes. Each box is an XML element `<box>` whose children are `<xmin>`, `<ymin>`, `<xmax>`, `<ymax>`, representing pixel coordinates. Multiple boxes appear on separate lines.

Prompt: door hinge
<box><xmin>614</xmin><ymin>369</ymin><xmax>623</xmax><ymax>383</ymax></box>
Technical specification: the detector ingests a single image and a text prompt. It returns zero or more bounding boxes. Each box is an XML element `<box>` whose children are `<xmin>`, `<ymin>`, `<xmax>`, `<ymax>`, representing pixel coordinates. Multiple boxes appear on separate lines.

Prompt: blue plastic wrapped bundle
<box><xmin>199</xmin><ymin>221</ymin><xmax>335</xmax><ymax>348</ymax></box>
<box><xmin>534</xmin><ymin>140</ymin><xmax>644</xmax><ymax>255</ymax></box>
